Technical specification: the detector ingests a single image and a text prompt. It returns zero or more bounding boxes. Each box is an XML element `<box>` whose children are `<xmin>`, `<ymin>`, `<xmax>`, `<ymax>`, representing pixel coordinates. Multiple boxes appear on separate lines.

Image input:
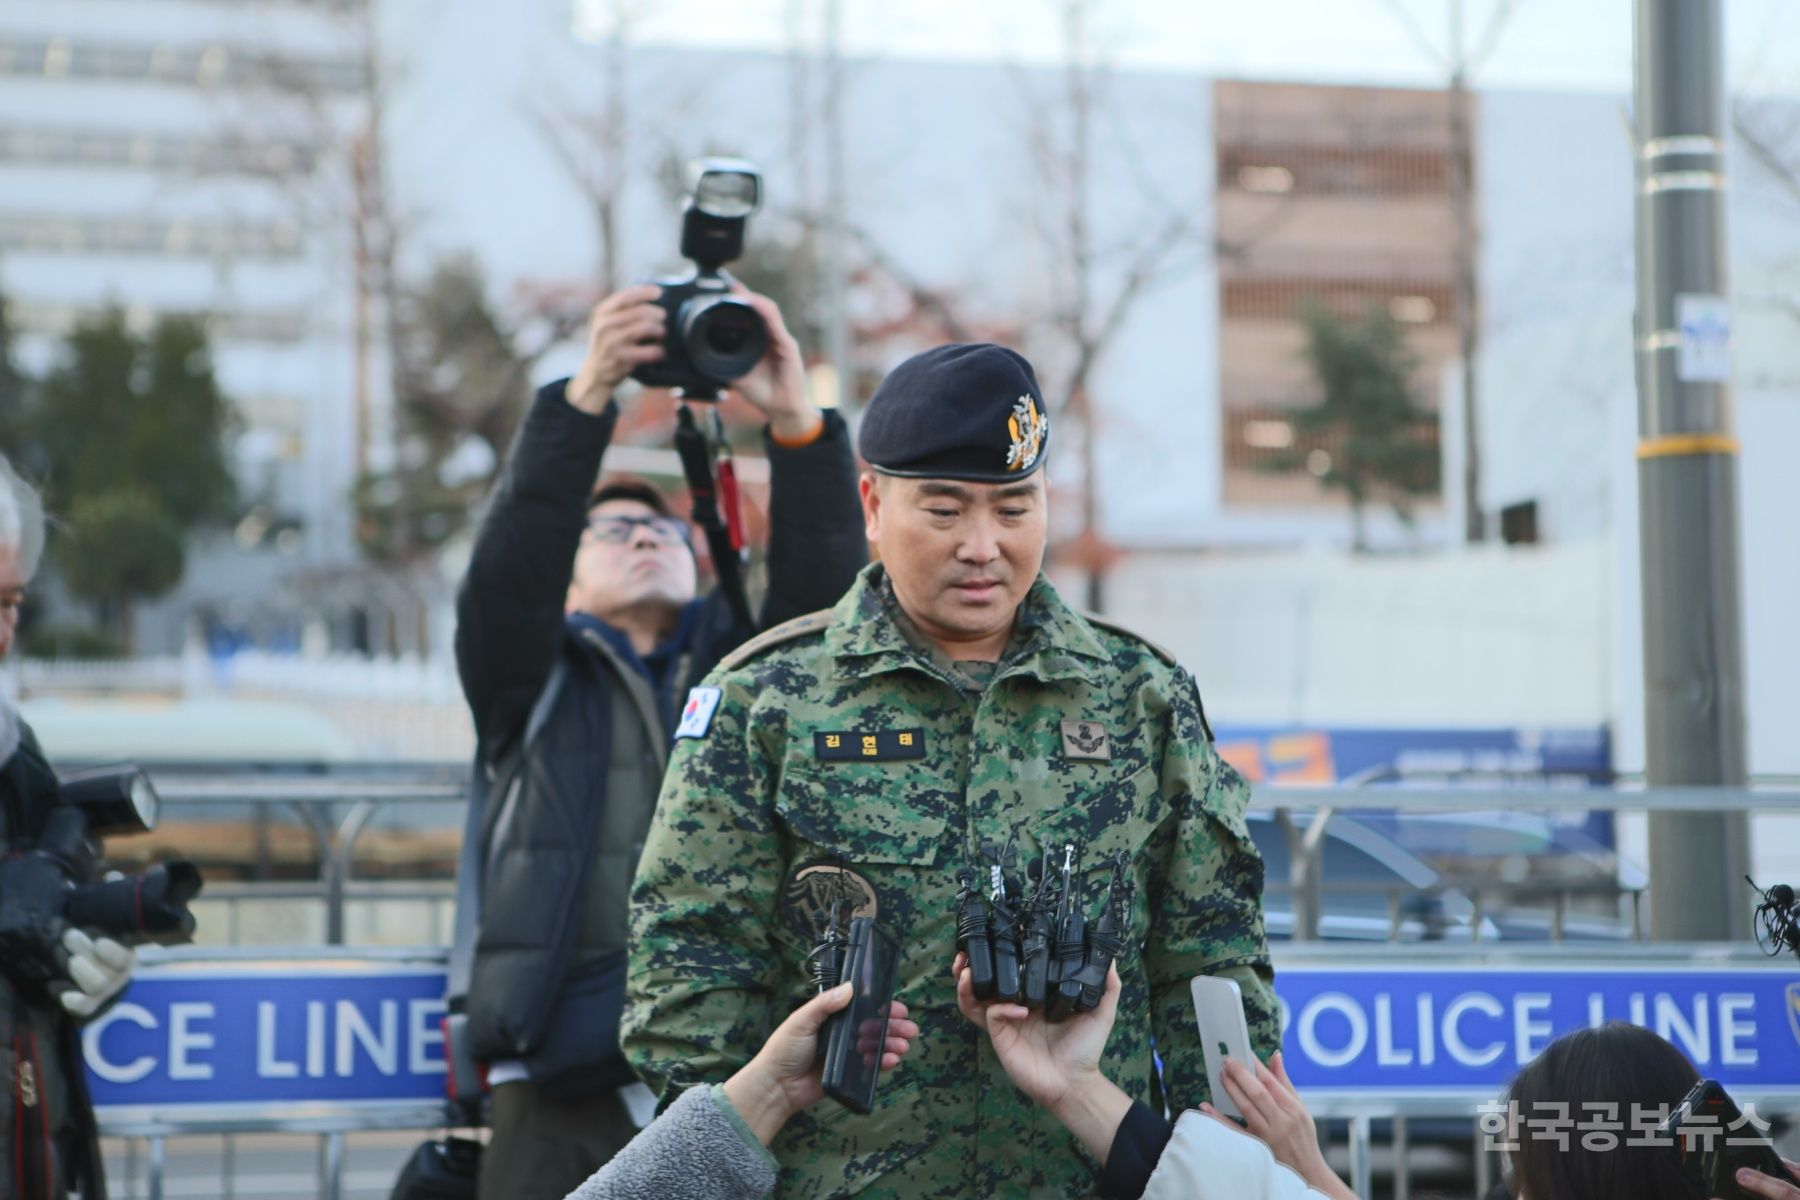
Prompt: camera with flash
<box><xmin>631</xmin><ymin>158</ymin><xmax>770</xmax><ymax>398</ymax></box>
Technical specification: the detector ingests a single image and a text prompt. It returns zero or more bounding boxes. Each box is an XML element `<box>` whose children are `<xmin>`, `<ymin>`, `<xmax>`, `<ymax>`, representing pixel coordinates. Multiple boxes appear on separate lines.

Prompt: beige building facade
<box><xmin>1214</xmin><ymin>79</ymin><xmax>1469</xmax><ymax>513</ymax></box>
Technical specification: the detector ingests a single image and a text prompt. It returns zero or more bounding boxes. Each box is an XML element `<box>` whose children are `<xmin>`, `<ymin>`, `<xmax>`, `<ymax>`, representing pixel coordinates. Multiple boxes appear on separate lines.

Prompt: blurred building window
<box><xmin>7</xmin><ymin>299</ymin><xmax>313</xmax><ymax>344</ymax></box>
<box><xmin>1500</xmin><ymin>500</ymin><xmax>1540</xmax><ymax>546</ymax></box>
<box><xmin>1219</xmin><ymin>142</ymin><xmax>1451</xmax><ymax>198</ymax></box>
<box><xmin>0</xmin><ymin>214</ymin><xmax>306</xmax><ymax>260</ymax></box>
<box><xmin>1221</xmin><ymin>276</ymin><xmax>1456</xmax><ymax>325</ymax></box>
<box><xmin>1221</xmin><ymin>401</ymin><xmax>1441</xmax><ymax>483</ymax></box>
<box><xmin>0</xmin><ymin>126</ymin><xmax>318</xmax><ymax>173</ymax></box>
<box><xmin>0</xmin><ymin>36</ymin><xmax>362</xmax><ymax>94</ymax></box>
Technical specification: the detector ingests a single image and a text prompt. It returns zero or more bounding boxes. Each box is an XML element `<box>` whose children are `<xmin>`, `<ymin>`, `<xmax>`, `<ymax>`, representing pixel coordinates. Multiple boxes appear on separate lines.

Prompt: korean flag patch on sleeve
<box><xmin>675</xmin><ymin>686</ymin><xmax>723</xmax><ymax>739</ymax></box>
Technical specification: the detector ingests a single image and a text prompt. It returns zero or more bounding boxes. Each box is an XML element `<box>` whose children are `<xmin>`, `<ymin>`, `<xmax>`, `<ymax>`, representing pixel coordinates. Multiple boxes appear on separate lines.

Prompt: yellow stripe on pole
<box><xmin>1636</xmin><ymin>433</ymin><xmax>1740</xmax><ymax>459</ymax></box>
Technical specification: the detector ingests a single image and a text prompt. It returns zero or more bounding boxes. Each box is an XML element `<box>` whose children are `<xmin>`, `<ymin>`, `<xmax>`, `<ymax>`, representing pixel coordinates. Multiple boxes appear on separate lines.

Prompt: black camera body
<box><xmin>631</xmin><ymin>158</ymin><xmax>769</xmax><ymax>398</ymax></box>
<box><xmin>0</xmin><ymin>767</ymin><xmax>201</xmax><ymax>1003</ymax></box>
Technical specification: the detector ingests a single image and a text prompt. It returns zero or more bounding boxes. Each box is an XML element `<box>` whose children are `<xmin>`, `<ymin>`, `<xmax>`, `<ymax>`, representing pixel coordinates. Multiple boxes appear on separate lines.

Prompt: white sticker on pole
<box><xmin>1675</xmin><ymin>294</ymin><xmax>1732</xmax><ymax>383</ymax></box>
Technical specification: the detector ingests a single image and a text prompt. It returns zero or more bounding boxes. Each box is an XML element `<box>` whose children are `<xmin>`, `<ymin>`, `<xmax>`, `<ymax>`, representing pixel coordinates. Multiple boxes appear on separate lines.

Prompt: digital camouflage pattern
<box><xmin>623</xmin><ymin>563</ymin><xmax>1277</xmax><ymax>1199</ymax></box>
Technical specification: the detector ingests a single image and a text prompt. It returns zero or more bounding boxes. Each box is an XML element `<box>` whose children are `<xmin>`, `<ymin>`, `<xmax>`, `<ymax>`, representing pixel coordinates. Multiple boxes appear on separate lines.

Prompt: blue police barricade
<box><xmin>1277</xmin><ymin>961</ymin><xmax>1800</xmax><ymax>1098</ymax></box>
<box><xmin>88</xmin><ymin>949</ymin><xmax>451</xmax><ymax>1138</ymax></box>
<box><xmin>92</xmin><ymin>948</ymin><xmax>1800</xmax><ymax>1113</ymax></box>
<box><xmin>1273</xmin><ymin>945</ymin><xmax>1800</xmax><ymax>1198</ymax></box>
<box><xmin>87</xmin><ymin>946</ymin><xmax>1800</xmax><ymax>1197</ymax></box>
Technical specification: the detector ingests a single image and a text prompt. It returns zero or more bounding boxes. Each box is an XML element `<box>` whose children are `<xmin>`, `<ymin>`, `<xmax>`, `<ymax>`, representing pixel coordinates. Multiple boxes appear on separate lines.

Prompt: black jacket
<box><xmin>453</xmin><ymin>382</ymin><xmax>865</xmax><ymax>1092</ymax></box>
<box><xmin>1</xmin><ymin>721</ymin><xmax>108</xmax><ymax>1200</ymax></box>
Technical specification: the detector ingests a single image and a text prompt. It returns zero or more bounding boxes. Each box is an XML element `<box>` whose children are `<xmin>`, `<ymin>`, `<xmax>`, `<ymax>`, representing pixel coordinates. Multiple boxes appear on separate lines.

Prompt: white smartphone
<box><xmin>1190</xmin><ymin>975</ymin><xmax>1255</xmax><ymax>1119</ymax></box>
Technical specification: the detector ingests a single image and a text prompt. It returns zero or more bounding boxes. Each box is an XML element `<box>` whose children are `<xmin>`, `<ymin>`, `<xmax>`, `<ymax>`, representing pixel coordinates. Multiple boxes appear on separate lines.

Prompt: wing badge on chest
<box><xmin>1060</xmin><ymin>719</ymin><xmax>1111</xmax><ymax>761</ymax></box>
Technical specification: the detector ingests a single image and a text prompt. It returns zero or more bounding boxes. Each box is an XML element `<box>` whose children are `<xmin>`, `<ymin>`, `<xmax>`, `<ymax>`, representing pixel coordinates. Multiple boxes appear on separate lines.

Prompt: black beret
<box><xmin>858</xmin><ymin>343</ymin><xmax>1050</xmax><ymax>482</ymax></box>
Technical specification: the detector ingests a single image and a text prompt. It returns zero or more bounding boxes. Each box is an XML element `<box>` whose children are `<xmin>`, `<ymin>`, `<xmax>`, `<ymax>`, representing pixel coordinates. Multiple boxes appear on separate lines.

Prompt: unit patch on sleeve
<box><xmin>674</xmin><ymin>686</ymin><xmax>723</xmax><ymax>739</ymax></box>
<box><xmin>814</xmin><ymin>730</ymin><xmax>927</xmax><ymax>761</ymax></box>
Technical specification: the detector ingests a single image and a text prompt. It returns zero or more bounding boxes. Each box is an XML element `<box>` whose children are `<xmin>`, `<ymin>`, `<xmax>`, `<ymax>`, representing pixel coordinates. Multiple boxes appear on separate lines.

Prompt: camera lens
<box><xmin>679</xmin><ymin>295</ymin><xmax>768</xmax><ymax>384</ymax></box>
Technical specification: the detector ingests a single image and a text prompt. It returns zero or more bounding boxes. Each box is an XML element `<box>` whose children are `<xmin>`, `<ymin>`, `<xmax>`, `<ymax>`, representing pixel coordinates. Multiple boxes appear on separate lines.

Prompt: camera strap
<box><xmin>674</xmin><ymin>403</ymin><xmax>755</xmax><ymax>632</ymax></box>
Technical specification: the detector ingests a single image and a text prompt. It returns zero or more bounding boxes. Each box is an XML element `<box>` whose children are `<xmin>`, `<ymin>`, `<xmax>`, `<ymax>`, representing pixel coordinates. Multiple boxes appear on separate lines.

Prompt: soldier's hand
<box><xmin>566</xmin><ymin>286</ymin><xmax>666</xmax><ymax>414</ymax></box>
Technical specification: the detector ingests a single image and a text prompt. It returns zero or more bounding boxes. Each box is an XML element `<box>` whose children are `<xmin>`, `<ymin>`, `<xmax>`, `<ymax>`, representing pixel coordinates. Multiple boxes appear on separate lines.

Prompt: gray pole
<box><xmin>821</xmin><ymin>0</ymin><xmax>850</xmax><ymax>411</ymax></box>
<box><xmin>1633</xmin><ymin>0</ymin><xmax>1752</xmax><ymax>941</ymax></box>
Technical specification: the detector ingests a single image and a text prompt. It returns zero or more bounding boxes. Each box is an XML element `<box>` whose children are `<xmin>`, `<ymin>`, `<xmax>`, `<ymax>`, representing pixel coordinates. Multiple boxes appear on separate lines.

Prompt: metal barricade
<box><xmin>79</xmin><ymin>766</ymin><xmax>1800</xmax><ymax>1197</ymax></box>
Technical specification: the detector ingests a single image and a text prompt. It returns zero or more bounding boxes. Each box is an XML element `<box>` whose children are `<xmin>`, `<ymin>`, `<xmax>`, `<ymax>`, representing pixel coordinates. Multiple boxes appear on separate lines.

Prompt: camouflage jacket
<box><xmin>623</xmin><ymin>564</ymin><xmax>1277</xmax><ymax>1199</ymax></box>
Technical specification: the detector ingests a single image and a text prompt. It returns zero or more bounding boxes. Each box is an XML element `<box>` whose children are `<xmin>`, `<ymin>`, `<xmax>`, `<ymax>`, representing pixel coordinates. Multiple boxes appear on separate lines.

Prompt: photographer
<box><xmin>453</xmin><ymin>283</ymin><xmax>865</xmax><ymax>1200</ymax></box>
<box><xmin>0</xmin><ymin>455</ymin><xmax>136</xmax><ymax>1199</ymax></box>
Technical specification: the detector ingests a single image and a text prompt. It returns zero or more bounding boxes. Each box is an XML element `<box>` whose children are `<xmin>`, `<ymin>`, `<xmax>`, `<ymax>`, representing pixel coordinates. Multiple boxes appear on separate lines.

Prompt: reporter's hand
<box><xmin>725</xmin><ymin>284</ymin><xmax>819</xmax><ymax>442</ymax></box>
<box><xmin>1202</xmin><ymin>1051</ymin><xmax>1355</xmax><ymax>1200</ymax></box>
<box><xmin>1724</xmin><ymin>1158</ymin><xmax>1800</xmax><ymax>1199</ymax></box>
<box><xmin>56</xmin><ymin>928</ymin><xmax>136</xmax><ymax>1018</ymax></box>
<box><xmin>978</xmin><ymin>965</ymin><xmax>1132</xmax><ymax>1164</ymax></box>
<box><xmin>981</xmin><ymin>964</ymin><xmax>1119</xmax><ymax>1113</ymax></box>
<box><xmin>950</xmin><ymin>950</ymin><xmax>988</xmax><ymax>1029</ymax></box>
<box><xmin>721</xmin><ymin>983</ymin><xmax>919</xmax><ymax>1146</ymax></box>
<box><xmin>567</xmin><ymin>286</ymin><xmax>667</xmax><ymax>413</ymax></box>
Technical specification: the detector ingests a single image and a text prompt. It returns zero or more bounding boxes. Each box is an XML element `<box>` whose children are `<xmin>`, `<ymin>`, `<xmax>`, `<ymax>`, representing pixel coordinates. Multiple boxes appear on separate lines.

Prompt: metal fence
<box><xmin>87</xmin><ymin>765</ymin><xmax>1800</xmax><ymax>1199</ymax></box>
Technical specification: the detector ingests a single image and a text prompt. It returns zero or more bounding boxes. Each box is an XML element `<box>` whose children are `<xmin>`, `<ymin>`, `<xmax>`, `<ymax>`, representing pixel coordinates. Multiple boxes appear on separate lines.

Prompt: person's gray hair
<box><xmin>0</xmin><ymin>453</ymin><xmax>46</xmax><ymax>581</ymax></box>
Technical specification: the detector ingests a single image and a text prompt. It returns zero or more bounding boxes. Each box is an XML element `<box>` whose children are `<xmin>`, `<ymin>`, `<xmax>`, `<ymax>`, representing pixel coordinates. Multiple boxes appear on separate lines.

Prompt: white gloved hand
<box><xmin>57</xmin><ymin>928</ymin><xmax>137</xmax><ymax>1018</ymax></box>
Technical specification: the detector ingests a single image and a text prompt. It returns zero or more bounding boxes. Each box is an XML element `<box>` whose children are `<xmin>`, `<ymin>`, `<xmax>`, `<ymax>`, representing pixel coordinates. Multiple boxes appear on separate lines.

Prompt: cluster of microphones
<box><xmin>957</xmin><ymin>844</ymin><xmax>1132</xmax><ymax>1022</ymax></box>
<box><xmin>1748</xmin><ymin>876</ymin><xmax>1799</xmax><ymax>961</ymax></box>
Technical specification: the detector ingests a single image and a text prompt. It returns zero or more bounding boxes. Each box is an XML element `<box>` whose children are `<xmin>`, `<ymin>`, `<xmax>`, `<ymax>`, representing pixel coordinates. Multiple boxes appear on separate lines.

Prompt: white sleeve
<box><xmin>1144</xmin><ymin>1110</ymin><xmax>1338</xmax><ymax>1200</ymax></box>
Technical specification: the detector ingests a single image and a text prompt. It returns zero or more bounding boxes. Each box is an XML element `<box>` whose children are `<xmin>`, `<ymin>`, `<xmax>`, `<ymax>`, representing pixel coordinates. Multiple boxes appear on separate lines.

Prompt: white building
<box><xmin>12</xmin><ymin>0</ymin><xmax>1800</xmax><ymax>804</ymax></box>
<box><xmin>0</xmin><ymin>0</ymin><xmax>369</xmax><ymax>651</ymax></box>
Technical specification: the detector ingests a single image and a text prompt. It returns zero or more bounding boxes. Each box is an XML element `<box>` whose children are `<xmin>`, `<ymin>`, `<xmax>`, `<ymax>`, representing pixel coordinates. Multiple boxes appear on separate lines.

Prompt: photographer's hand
<box><xmin>567</xmin><ymin>285</ymin><xmax>667</xmax><ymax>414</ymax></box>
<box><xmin>726</xmin><ymin>286</ymin><xmax>820</xmax><ymax>442</ymax></box>
<box><xmin>721</xmin><ymin>983</ymin><xmax>919</xmax><ymax>1146</ymax></box>
<box><xmin>56</xmin><ymin>928</ymin><xmax>136</xmax><ymax>1018</ymax></box>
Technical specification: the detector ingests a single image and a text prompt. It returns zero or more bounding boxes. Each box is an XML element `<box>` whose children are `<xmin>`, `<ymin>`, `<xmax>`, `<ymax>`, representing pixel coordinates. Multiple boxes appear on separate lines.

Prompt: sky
<box><xmin>575</xmin><ymin>0</ymin><xmax>1800</xmax><ymax>97</ymax></box>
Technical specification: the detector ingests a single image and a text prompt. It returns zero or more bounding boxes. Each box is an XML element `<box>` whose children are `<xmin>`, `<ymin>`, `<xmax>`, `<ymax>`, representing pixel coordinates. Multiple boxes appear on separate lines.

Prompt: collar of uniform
<box><xmin>1003</xmin><ymin>575</ymin><xmax>1111</xmax><ymax>684</ymax></box>
<box><xmin>822</xmin><ymin>563</ymin><xmax>1109</xmax><ymax>684</ymax></box>
<box><xmin>820</xmin><ymin>564</ymin><xmax>927</xmax><ymax>678</ymax></box>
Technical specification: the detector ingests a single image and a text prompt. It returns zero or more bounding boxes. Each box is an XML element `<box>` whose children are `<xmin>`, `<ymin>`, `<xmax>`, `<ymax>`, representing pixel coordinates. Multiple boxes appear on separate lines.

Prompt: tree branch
<box><xmin>1466</xmin><ymin>0</ymin><xmax>1523</xmax><ymax>73</ymax></box>
<box><xmin>1733</xmin><ymin>105</ymin><xmax>1800</xmax><ymax>213</ymax></box>
<box><xmin>1371</xmin><ymin>0</ymin><xmax>1452</xmax><ymax>72</ymax></box>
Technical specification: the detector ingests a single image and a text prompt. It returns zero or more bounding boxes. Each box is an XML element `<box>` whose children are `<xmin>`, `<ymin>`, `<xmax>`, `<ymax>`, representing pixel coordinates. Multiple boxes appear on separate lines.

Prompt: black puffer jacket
<box><xmin>453</xmin><ymin>382</ymin><xmax>865</xmax><ymax>1095</ymax></box>
<box><xmin>1</xmin><ymin>721</ymin><xmax>108</xmax><ymax>1200</ymax></box>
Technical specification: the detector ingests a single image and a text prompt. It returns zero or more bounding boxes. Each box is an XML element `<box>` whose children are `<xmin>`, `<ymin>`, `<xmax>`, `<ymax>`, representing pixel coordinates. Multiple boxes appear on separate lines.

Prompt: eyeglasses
<box><xmin>586</xmin><ymin>514</ymin><xmax>692</xmax><ymax>546</ymax></box>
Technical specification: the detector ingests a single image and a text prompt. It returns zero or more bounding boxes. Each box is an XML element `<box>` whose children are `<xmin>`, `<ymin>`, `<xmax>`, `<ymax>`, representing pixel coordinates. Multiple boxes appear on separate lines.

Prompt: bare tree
<box><xmin>1013</xmin><ymin>0</ymin><xmax>1215</xmax><ymax>612</ymax></box>
<box><xmin>525</xmin><ymin>3</ymin><xmax>637</xmax><ymax>293</ymax></box>
<box><xmin>214</xmin><ymin>11</ymin><xmax>583</xmax><ymax>651</ymax></box>
<box><xmin>1374</xmin><ymin>0</ymin><xmax>1522</xmax><ymax>544</ymax></box>
<box><xmin>525</xmin><ymin>0</ymin><xmax>716</xmax><ymax>297</ymax></box>
<box><xmin>1732</xmin><ymin>103</ymin><xmax>1800</xmax><ymax>327</ymax></box>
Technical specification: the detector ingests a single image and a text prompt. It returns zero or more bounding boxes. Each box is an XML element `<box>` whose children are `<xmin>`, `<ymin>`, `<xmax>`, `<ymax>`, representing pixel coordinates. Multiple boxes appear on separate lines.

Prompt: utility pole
<box><xmin>1447</xmin><ymin>0</ymin><xmax>1484</xmax><ymax>543</ymax></box>
<box><xmin>1634</xmin><ymin>0</ymin><xmax>1752</xmax><ymax>941</ymax></box>
<box><xmin>820</xmin><ymin>0</ymin><xmax>850</xmax><ymax>411</ymax></box>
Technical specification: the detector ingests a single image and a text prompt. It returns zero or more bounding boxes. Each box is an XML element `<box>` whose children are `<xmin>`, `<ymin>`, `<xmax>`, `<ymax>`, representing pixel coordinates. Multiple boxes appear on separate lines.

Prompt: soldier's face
<box><xmin>861</xmin><ymin>472</ymin><xmax>1047</xmax><ymax>649</ymax></box>
<box><xmin>567</xmin><ymin>498</ymin><xmax>698</xmax><ymax>620</ymax></box>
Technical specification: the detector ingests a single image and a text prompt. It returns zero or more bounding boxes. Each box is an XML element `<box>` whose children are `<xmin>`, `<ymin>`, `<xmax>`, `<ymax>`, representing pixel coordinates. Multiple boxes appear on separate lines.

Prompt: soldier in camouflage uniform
<box><xmin>623</xmin><ymin>343</ymin><xmax>1277</xmax><ymax>1199</ymax></box>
